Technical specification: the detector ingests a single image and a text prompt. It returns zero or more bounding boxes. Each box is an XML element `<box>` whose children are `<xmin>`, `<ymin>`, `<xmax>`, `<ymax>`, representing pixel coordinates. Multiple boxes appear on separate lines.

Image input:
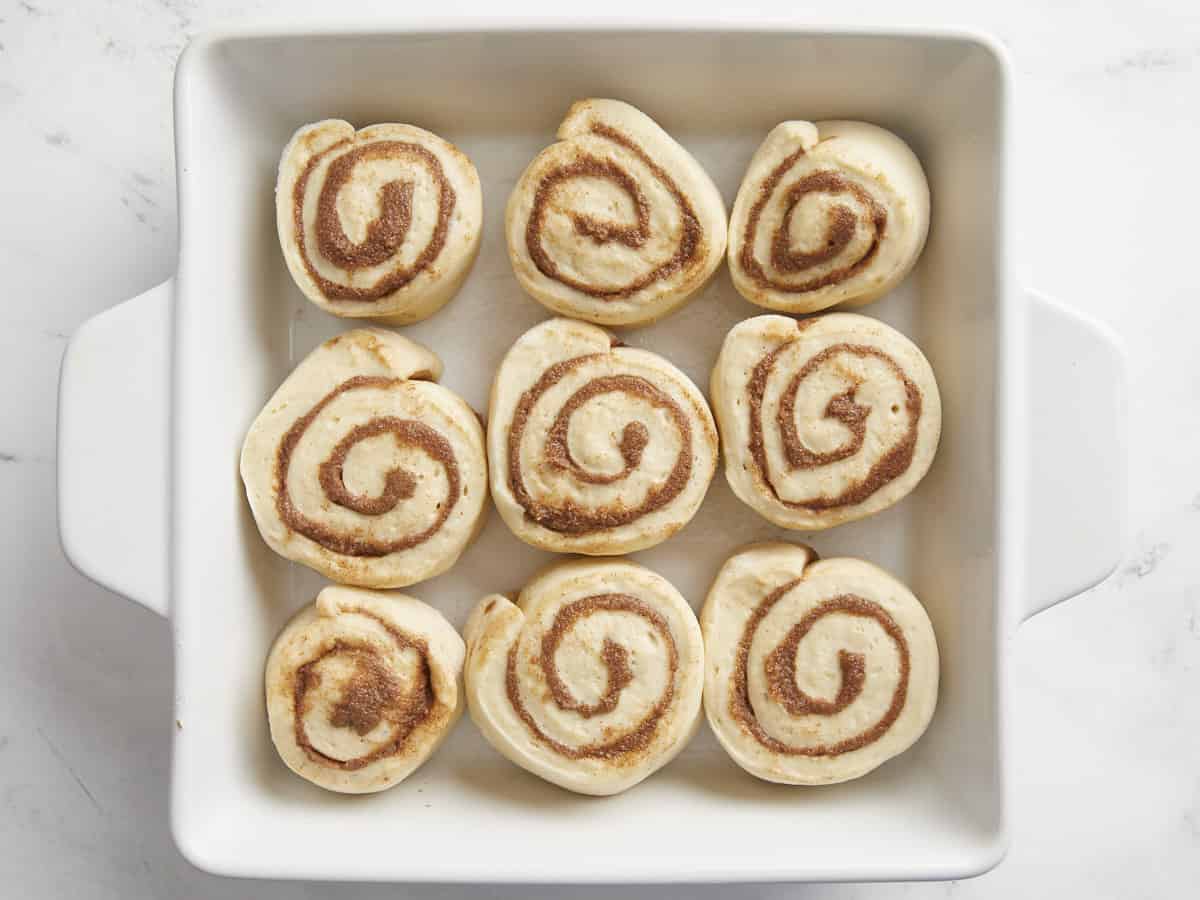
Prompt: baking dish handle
<box><xmin>58</xmin><ymin>279</ymin><xmax>171</xmax><ymax>618</ymax></box>
<box><xmin>1024</xmin><ymin>288</ymin><xmax>1127</xmax><ymax>621</ymax></box>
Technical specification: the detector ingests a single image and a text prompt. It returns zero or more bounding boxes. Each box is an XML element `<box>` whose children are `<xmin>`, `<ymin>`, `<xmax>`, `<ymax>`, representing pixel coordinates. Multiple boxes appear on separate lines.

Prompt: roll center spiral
<box><xmin>742</xmin><ymin>153</ymin><xmax>889</xmax><ymax>293</ymax></box>
<box><xmin>732</xmin><ymin>585</ymin><xmax>910</xmax><ymax>757</ymax></box>
<box><xmin>506</xmin><ymin>593</ymin><xmax>678</xmax><ymax>759</ymax></box>
<box><xmin>559</xmin><ymin>157</ymin><xmax>650</xmax><ymax>249</ymax></box>
<box><xmin>317</xmin><ymin>417</ymin><xmax>444</xmax><ymax>517</ymax></box>
<box><xmin>327</xmin><ymin>650</ymin><xmax>406</xmax><ymax>736</ymax></box>
<box><xmin>508</xmin><ymin>356</ymin><xmax>693</xmax><ymax>534</ymax></box>
<box><xmin>524</xmin><ymin>123</ymin><xmax>702</xmax><ymax>299</ymax></box>
<box><xmin>294</xmin><ymin>139</ymin><xmax>456</xmax><ymax>302</ymax></box>
<box><xmin>276</xmin><ymin>376</ymin><xmax>461</xmax><ymax>557</ymax></box>
<box><xmin>543</xmin><ymin>375</ymin><xmax>656</xmax><ymax>485</ymax></box>
<box><xmin>748</xmin><ymin>342</ymin><xmax>920</xmax><ymax>510</ymax></box>
<box><xmin>292</xmin><ymin>612</ymin><xmax>435</xmax><ymax>771</ymax></box>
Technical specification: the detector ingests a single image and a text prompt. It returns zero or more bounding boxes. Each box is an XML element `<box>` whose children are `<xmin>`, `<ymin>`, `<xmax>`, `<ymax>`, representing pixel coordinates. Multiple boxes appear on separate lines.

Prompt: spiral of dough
<box><xmin>463</xmin><ymin>559</ymin><xmax>704</xmax><ymax>795</ymax></box>
<box><xmin>728</xmin><ymin>120</ymin><xmax>929</xmax><ymax>314</ymax></box>
<box><xmin>241</xmin><ymin>328</ymin><xmax>487</xmax><ymax>587</ymax></box>
<box><xmin>701</xmin><ymin>544</ymin><xmax>939</xmax><ymax>785</ymax></box>
<box><xmin>711</xmin><ymin>313</ymin><xmax>941</xmax><ymax>531</ymax></box>
<box><xmin>506</xmin><ymin>99</ymin><xmax>727</xmax><ymax>326</ymax></box>
<box><xmin>265</xmin><ymin>586</ymin><xmax>465</xmax><ymax>793</ymax></box>
<box><xmin>277</xmin><ymin>120</ymin><xmax>482</xmax><ymax>324</ymax></box>
<box><xmin>488</xmin><ymin>317</ymin><xmax>717</xmax><ymax>554</ymax></box>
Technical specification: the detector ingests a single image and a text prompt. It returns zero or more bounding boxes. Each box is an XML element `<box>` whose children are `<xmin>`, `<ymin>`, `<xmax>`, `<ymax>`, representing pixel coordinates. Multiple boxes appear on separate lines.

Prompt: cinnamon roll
<box><xmin>702</xmin><ymin>544</ymin><xmax>939</xmax><ymax>785</ymax></box>
<box><xmin>711</xmin><ymin>313</ymin><xmax>940</xmax><ymax>530</ymax></box>
<box><xmin>266</xmin><ymin>585</ymin><xmax>465</xmax><ymax>793</ymax></box>
<box><xmin>506</xmin><ymin>99</ymin><xmax>727</xmax><ymax>326</ymax></box>
<box><xmin>277</xmin><ymin>120</ymin><xmax>482</xmax><ymax>324</ymax></box>
<box><xmin>488</xmin><ymin>317</ymin><xmax>718</xmax><ymax>555</ymax></box>
<box><xmin>463</xmin><ymin>559</ymin><xmax>704</xmax><ymax>795</ymax></box>
<box><xmin>240</xmin><ymin>328</ymin><xmax>487</xmax><ymax>588</ymax></box>
<box><xmin>728</xmin><ymin>121</ymin><xmax>930</xmax><ymax>314</ymax></box>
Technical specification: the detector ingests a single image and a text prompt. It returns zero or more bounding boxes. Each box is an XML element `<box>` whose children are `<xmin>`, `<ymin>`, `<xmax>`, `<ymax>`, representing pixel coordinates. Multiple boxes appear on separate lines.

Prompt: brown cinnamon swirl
<box><xmin>728</xmin><ymin>121</ymin><xmax>930</xmax><ymax>314</ymax></box>
<box><xmin>701</xmin><ymin>544</ymin><xmax>939</xmax><ymax>785</ymax></box>
<box><xmin>710</xmin><ymin>313</ymin><xmax>941</xmax><ymax>530</ymax></box>
<box><xmin>277</xmin><ymin>120</ymin><xmax>482</xmax><ymax>324</ymax></box>
<box><xmin>506</xmin><ymin>99</ymin><xmax>727</xmax><ymax>326</ymax></box>
<box><xmin>240</xmin><ymin>328</ymin><xmax>487</xmax><ymax>588</ymax></box>
<box><xmin>265</xmin><ymin>586</ymin><xmax>465</xmax><ymax>793</ymax></box>
<box><xmin>487</xmin><ymin>317</ymin><xmax>718</xmax><ymax>555</ymax></box>
<box><xmin>463</xmin><ymin>558</ymin><xmax>704</xmax><ymax>795</ymax></box>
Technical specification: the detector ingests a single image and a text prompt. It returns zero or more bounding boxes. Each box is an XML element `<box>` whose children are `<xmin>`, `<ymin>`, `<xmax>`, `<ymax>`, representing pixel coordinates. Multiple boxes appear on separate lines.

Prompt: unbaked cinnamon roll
<box><xmin>266</xmin><ymin>585</ymin><xmax>465</xmax><ymax>793</ymax></box>
<box><xmin>711</xmin><ymin>313</ymin><xmax>940</xmax><ymax>530</ymax></box>
<box><xmin>488</xmin><ymin>317</ymin><xmax>718</xmax><ymax>555</ymax></box>
<box><xmin>240</xmin><ymin>328</ymin><xmax>487</xmax><ymax>588</ymax></box>
<box><xmin>702</xmin><ymin>543</ymin><xmax>939</xmax><ymax>785</ymax></box>
<box><xmin>464</xmin><ymin>559</ymin><xmax>704</xmax><ymax>795</ymax></box>
<box><xmin>277</xmin><ymin>120</ymin><xmax>482</xmax><ymax>324</ymax></box>
<box><xmin>506</xmin><ymin>99</ymin><xmax>727</xmax><ymax>326</ymax></box>
<box><xmin>728</xmin><ymin>121</ymin><xmax>930</xmax><ymax>314</ymax></box>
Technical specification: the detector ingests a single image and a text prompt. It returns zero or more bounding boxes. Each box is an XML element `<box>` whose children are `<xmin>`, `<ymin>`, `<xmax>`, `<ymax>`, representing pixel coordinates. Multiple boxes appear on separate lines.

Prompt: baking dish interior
<box><xmin>171</xmin><ymin>28</ymin><xmax>1007</xmax><ymax>882</ymax></box>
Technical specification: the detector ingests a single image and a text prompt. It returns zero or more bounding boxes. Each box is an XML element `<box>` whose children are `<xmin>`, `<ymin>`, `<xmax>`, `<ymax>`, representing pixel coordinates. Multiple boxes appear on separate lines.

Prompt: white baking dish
<box><xmin>56</xmin><ymin>23</ymin><xmax>1127</xmax><ymax>884</ymax></box>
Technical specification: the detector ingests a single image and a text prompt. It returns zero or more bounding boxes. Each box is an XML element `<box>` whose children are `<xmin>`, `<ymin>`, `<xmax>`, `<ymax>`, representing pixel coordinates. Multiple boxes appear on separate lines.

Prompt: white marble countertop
<box><xmin>4</xmin><ymin>0</ymin><xmax>1198</xmax><ymax>896</ymax></box>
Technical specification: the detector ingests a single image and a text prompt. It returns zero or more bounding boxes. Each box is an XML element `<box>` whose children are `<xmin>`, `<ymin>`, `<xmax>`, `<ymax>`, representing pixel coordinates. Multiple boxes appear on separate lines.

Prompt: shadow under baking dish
<box><xmin>170</xmin><ymin>27</ymin><xmax>1008</xmax><ymax>882</ymax></box>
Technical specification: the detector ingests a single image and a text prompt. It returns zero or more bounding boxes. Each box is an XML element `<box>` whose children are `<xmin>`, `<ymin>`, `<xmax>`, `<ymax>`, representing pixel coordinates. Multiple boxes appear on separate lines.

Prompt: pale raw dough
<box><xmin>488</xmin><ymin>317</ymin><xmax>717</xmax><ymax>554</ymax></box>
<box><xmin>728</xmin><ymin>120</ymin><xmax>930</xmax><ymax>314</ymax></box>
<box><xmin>506</xmin><ymin>99</ymin><xmax>727</xmax><ymax>326</ymax></box>
<box><xmin>277</xmin><ymin>120</ymin><xmax>482</xmax><ymax>324</ymax></box>
<box><xmin>702</xmin><ymin>543</ymin><xmax>939</xmax><ymax>785</ymax></box>
<box><xmin>240</xmin><ymin>328</ymin><xmax>487</xmax><ymax>588</ymax></box>
<box><xmin>711</xmin><ymin>313</ymin><xmax>941</xmax><ymax>530</ymax></box>
<box><xmin>463</xmin><ymin>558</ymin><xmax>704</xmax><ymax>796</ymax></box>
<box><xmin>265</xmin><ymin>586</ymin><xmax>465</xmax><ymax>794</ymax></box>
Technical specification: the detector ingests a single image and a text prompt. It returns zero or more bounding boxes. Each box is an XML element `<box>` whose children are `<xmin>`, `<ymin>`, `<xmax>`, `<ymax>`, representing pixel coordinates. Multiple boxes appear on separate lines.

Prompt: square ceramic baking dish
<box><xmin>57</xmin><ymin>23</ymin><xmax>1127</xmax><ymax>884</ymax></box>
